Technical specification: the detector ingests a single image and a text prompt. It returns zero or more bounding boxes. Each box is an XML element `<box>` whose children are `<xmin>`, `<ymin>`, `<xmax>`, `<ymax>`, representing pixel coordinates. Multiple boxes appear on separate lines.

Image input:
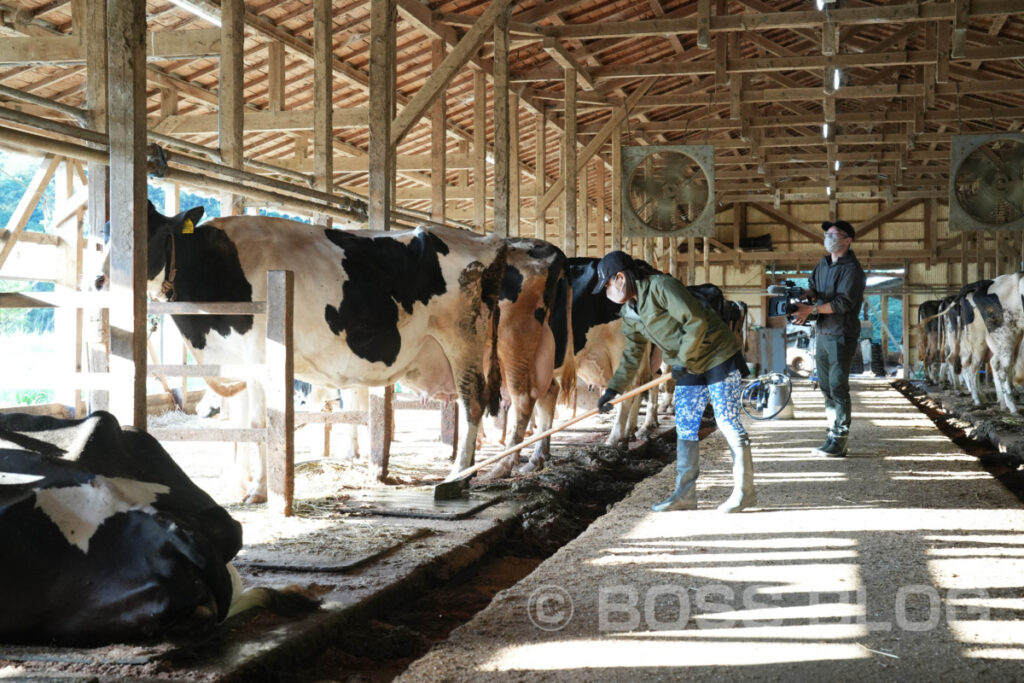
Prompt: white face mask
<box><xmin>606</xmin><ymin>274</ymin><xmax>629</xmax><ymax>304</ymax></box>
<box><xmin>824</xmin><ymin>233</ymin><xmax>842</xmax><ymax>252</ymax></box>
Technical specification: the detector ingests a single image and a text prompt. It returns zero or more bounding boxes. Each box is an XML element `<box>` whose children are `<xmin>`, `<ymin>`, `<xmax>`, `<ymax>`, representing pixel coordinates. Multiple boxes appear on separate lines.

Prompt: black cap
<box><xmin>821</xmin><ymin>219</ymin><xmax>855</xmax><ymax>240</ymax></box>
<box><xmin>592</xmin><ymin>250</ymin><xmax>636</xmax><ymax>294</ymax></box>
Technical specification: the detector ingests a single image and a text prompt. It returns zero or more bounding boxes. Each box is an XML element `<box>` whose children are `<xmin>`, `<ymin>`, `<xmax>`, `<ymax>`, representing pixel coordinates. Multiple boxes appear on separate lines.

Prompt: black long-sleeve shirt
<box><xmin>809</xmin><ymin>249</ymin><xmax>866</xmax><ymax>338</ymax></box>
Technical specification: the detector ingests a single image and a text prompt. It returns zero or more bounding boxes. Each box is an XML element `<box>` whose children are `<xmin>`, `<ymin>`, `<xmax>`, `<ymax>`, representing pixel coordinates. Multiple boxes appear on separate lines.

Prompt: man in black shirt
<box><xmin>792</xmin><ymin>220</ymin><xmax>866</xmax><ymax>457</ymax></box>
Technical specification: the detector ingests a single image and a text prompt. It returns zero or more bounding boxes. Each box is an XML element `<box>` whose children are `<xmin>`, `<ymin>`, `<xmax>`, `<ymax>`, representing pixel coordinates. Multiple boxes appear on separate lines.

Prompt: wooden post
<box><xmin>106</xmin><ymin>0</ymin><xmax>148</xmax><ymax>429</ymax></box>
<box><xmin>220</xmin><ymin>0</ymin><xmax>244</xmax><ymax>216</ymax></box>
<box><xmin>578</xmin><ymin>160</ymin><xmax>589</xmax><ymax>256</ymax></box>
<box><xmin>473</xmin><ymin>70</ymin><xmax>487</xmax><ymax>233</ymax></box>
<box><xmin>85</xmin><ymin>0</ymin><xmax>106</xmax><ymax>245</ymax></box>
<box><xmin>902</xmin><ymin>260</ymin><xmax>911</xmax><ymax>379</ymax></box>
<box><xmin>369</xmin><ymin>385</ymin><xmax>394</xmax><ymax>481</ymax></box>
<box><xmin>509</xmin><ymin>91</ymin><xmax>520</xmax><ymax>237</ymax></box>
<box><xmin>312</xmin><ymin>0</ymin><xmax>333</xmax><ymax>227</ymax></box>
<box><xmin>430</xmin><ymin>40</ymin><xmax>446</xmax><ymax>223</ymax></box>
<box><xmin>611</xmin><ymin>122</ymin><xmax>623</xmax><ymax>252</ymax></box>
<box><xmin>265</xmin><ymin>271</ymin><xmax>295</xmax><ymax>516</ymax></box>
<box><xmin>534</xmin><ymin>109</ymin><xmax>547</xmax><ymax>239</ymax></box>
<box><xmin>562</xmin><ymin>68</ymin><xmax>577</xmax><ymax>256</ymax></box>
<box><xmin>369</xmin><ymin>0</ymin><xmax>395</xmax><ymax>232</ymax></box>
<box><xmin>596</xmin><ymin>159</ymin><xmax>606</xmax><ymax>255</ymax></box>
<box><xmin>492</xmin><ymin>4</ymin><xmax>511</xmax><ymax>239</ymax></box>
<box><xmin>54</xmin><ymin>159</ymin><xmax>85</xmax><ymax>416</ymax></box>
<box><xmin>687</xmin><ymin>237</ymin><xmax>696</xmax><ymax>285</ymax></box>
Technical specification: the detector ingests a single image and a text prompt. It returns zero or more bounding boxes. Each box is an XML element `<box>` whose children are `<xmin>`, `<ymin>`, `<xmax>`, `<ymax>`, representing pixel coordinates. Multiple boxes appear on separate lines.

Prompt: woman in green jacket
<box><xmin>593</xmin><ymin>250</ymin><xmax>757</xmax><ymax>513</ymax></box>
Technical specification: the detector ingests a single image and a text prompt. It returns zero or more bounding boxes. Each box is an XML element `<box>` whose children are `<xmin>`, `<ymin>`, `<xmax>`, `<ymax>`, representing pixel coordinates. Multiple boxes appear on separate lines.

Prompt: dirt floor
<box><xmin>398</xmin><ymin>377</ymin><xmax>1024</xmax><ymax>682</ymax></box>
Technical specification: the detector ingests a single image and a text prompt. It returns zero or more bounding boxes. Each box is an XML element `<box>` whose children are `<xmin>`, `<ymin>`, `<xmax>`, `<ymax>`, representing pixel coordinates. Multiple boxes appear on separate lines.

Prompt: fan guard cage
<box><xmin>622</xmin><ymin>145</ymin><xmax>715</xmax><ymax>238</ymax></box>
<box><xmin>949</xmin><ymin>133</ymin><xmax>1024</xmax><ymax>232</ymax></box>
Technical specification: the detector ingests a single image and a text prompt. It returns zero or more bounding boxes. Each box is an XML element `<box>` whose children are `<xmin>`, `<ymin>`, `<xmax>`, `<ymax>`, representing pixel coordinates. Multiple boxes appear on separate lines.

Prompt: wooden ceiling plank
<box><xmin>542</xmin><ymin>38</ymin><xmax>595</xmax><ymax>90</ymax></box>
<box><xmin>390</xmin><ymin>0</ymin><xmax>516</xmax><ymax>148</ymax></box>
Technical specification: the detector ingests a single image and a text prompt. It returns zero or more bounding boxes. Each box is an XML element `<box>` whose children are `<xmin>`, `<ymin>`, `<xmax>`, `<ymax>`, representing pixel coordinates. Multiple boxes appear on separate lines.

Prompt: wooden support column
<box><xmin>562</xmin><ymin>68</ymin><xmax>577</xmax><ymax>256</ymax></box>
<box><xmin>54</xmin><ymin>160</ymin><xmax>86</xmax><ymax>416</ymax></box>
<box><xmin>430</xmin><ymin>40</ymin><xmax>447</xmax><ymax>223</ymax></box>
<box><xmin>596</xmin><ymin>159</ymin><xmax>605</xmax><ymax>255</ymax></box>
<box><xmin>265</xmin><ymin>270</ymin><xmax>295</xmax><ymax>516</ymax></box>
<box><xmin>611</xmin><ymin>122</ymin><xmax>622</xmax><ymax>251</ymax></box>
<box><xmin>312</xmin><ymin>0</ymin><xmax>333</xmax><ymax>226</ymax></box>
<box><xmin>509</xmin><ymin>92</ymin><xmax>520</xmax><ymax>237</ymax></box>
<box><xmin>902</xmin><ymin>261</ymin><xmax>911</xmax><ymax>379</ymax></box>
<box><xmin>369</xmin><ymin>0</ymin><xmax>396</xmax><ymax>232</ymax></box>
<box><xmin>219</xmin><ymin>0</ymin><xmax>244</xmax><ymax>216</ymax></box>
<box><xmin>473</xmin><ymin>70</ymin><xmax>487</xmax><ymax>233</ymax></box>
<box><xmin>85</xmin><ymin>0</ymin><xmax>107</xmax><ymax>242</ymax></box>
<box><xmin>534</xmin><ymin>109</ymin><xmax>547</xmax><ymax>239</ymax></box>
<box><xmin>703</xmin><ymin>237</ymin><xmax>710</xmax><ymax>283</ymax></box>
<box><xmin>578</xmin><ymin>160</ymin><xmax>588</xmax><ymax>256</ymax></box>
<box><xmin>961</xmin><ymin>232</ymin><xmax>969</xmax><ymax>286</ymax></box>
<box><xmin>267</xmin><ymin>41</ymin><xmax>285</xmax><ymax>112</ymax></box>
<box><xmin>687</xmin><ymin>237</ymin><xmax>696</xmax><ymax>285</ymax></box>
<box><xmin>106</xmin><ymin>0</ymin><xmax>147</xmax><ymax>428</ymax></box>
<box><xmin>369</xmin><ymin>385</ymin><xmax>394</xmax><ymax>481</ymax></box>
<box><xmin>492</xmin><ymin>5</ymin><xmax>511</xmax><ymax>239</ymax></box>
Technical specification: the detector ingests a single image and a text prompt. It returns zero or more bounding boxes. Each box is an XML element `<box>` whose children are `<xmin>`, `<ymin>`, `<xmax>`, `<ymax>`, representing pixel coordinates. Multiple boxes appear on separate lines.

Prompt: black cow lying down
<box><xmin>0</xmin><ymin>411</ymin><xmax>317</xmax><ymax>646</ymax></box>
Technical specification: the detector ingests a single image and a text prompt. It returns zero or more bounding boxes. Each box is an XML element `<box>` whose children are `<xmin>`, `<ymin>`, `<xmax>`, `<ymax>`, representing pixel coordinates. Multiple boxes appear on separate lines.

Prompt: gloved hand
<box><xmin>597</xmin><ymin>388</ymin><xmax>619</xmax><ymax>413</ymax></box>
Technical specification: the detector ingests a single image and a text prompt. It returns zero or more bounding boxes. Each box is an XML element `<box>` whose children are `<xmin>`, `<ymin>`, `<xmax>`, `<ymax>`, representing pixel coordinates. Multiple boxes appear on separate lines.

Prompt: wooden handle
<box><xmin>443</xmin><ymin>372</ymin><xmax>673</xmax><ymax>482</ymax></box>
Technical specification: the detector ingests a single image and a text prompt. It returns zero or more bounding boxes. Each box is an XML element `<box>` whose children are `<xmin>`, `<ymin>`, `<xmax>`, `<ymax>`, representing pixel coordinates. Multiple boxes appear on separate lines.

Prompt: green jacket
<box><xmin>608</xmin><ymin>274</ymin><xmax>741</xmax><ymax>393</ymax></box>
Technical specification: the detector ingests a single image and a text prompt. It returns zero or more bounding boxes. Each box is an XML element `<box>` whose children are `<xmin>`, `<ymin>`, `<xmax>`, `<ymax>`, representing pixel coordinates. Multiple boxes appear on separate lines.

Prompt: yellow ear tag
<box><xmin>183</xmin><ymin>218</ymin><xmax>194</xmax><ymax>234</ymax></box>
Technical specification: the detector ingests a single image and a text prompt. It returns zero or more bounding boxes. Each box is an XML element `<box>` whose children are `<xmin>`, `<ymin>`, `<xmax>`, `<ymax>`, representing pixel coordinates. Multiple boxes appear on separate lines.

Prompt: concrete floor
<box><xmin>398</xmin><ymin>378</ymin><xmax>1024</xmax><ymax>682</ymax></box>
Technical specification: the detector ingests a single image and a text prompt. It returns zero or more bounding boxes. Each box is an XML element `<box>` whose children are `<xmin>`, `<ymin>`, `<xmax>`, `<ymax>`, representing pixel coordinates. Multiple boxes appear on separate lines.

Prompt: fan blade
<box><xmin>678</xmin><ymin>183</ymin><xmax>708</xmax><ymax>206</ymax></box>
<box><xmin>631</xmin><ymin>175</ymin><xmax>666</xmax><ymax>198</ymax></box>
<box><xmin>962</xmin><ymin>182</ymin><xmax>1007</xmax><ymax>222</ymax></box>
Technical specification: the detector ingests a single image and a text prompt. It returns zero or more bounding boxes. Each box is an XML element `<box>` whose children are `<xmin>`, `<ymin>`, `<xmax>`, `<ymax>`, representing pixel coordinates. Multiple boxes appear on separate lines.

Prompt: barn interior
<box><xmin>2</xmin><ymin>0</ymin><xmax>1024</xmax><ymax>680</ymax></box>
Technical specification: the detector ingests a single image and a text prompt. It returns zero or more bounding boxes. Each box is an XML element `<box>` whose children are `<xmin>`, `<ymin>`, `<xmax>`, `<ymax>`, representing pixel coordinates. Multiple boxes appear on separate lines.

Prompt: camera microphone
<box><xmin>766</xmin><ymin>285</ymin><xmax>790</xmax><ymax>296</ymax></box>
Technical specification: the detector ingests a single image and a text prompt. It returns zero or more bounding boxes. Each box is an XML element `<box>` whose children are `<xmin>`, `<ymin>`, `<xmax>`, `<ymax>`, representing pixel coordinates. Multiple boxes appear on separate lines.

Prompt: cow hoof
<box><xmin>519</xmin><ymin>457</ymin><xmax>545</xmax><ymax>474</ymax></box>
<box><xmin>243</xmin><ymin>492</ymin><xmax>267</xmax><ymax>505</ymax></box>
<box><xmin>481</xmin><ymin>458</ymin><xmax>515</xmax><ymax>481</ymax></box>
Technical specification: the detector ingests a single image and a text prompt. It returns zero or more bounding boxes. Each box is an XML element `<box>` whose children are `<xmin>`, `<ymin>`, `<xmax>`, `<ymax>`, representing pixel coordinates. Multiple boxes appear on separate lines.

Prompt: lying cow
<box><xmin>0</xmin><ymin>411</ymin><xmax>317</xmax><ymax>646</ymax></box>
<box><xmin>130</xmin><ymin>203</ymin><xmax>506</xmax><ymax>502</ymax></box>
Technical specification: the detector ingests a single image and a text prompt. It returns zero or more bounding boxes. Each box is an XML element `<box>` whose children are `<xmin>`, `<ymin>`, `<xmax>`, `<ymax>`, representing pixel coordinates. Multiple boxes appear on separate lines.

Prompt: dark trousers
<box><xmin>815</xmin><ymin>335</ymin><xmax>859</xmax><ymax>435</ymax></box>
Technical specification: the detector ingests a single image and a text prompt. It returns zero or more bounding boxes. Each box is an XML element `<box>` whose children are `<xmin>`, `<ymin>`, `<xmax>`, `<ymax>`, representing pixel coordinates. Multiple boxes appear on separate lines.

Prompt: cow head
<box><xmin>146</xmin><ymin>201</ymin><xmax>206</xmax><ymax>282</ymax></box>
<box><xmin>90</xmin><ymin>202</ymin><xmax>206</xmax><ymax>290</ymax></box>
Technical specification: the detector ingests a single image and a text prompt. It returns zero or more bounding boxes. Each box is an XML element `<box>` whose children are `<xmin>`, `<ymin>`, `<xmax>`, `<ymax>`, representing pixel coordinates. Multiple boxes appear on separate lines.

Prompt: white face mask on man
<box><xmin>824</xmin><ymin>233</ymin><xmax>843</xmax><ymax>253</ymax></box>
<box><xmin>606</xmin><ymin>273</ymin><xmax>629</xmax><ymax>304</ymax></box>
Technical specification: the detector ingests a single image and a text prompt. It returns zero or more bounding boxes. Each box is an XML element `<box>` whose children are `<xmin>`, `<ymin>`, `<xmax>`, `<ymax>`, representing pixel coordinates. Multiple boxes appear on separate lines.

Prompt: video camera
<box><xmin>767</xmin><ymin>280</ymin><xmax>816</xmax><ymax>325</ymax></box>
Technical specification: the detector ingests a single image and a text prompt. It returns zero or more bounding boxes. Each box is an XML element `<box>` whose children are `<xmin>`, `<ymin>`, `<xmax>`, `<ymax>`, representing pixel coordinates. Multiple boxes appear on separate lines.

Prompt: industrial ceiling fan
<box><xmin>622</xmin><ymin>145</ymin><xmax>715</xmax><ymax>238</ymax></box>
<box><xmin>950</xmin><ymin>133</ymin><xmax>1024</xmax><ymax>231</ymax></box>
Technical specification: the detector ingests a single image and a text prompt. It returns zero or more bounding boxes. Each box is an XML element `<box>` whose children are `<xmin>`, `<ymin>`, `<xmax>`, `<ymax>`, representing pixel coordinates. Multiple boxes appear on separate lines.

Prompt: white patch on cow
<box><xmin>33</xmin><ymin>476</ymin><xmax>170</xmax><ymax>553</ymax></box>
<box><xmin>0</xmin><ymin>472</ymin><xmax>45</xmax><ymax>486</ymax></box>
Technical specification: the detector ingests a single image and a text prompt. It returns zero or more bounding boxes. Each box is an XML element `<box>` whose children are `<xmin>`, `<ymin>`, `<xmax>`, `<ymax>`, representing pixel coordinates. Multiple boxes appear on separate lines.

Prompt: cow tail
<box><xmin>482</xmin><ymin>245</ymin><xmax>507</xmax><ymax>417</ymax></box>
<box><xmin>557</xmin><ymin>277</ymin><xmax>578</xmax><ymax>408</ymax></box>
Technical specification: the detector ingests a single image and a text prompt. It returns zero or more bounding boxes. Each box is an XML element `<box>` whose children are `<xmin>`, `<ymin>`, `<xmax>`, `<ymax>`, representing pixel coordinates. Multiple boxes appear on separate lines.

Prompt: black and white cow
<box><xmin>0</xmin><ymin>411</ymin><xmax>243</xmax><ymax>645</ymax></box>
<box><xmin>139</xmin><ymin>203</ymin><xmax>506</xmax><ymax>501</ymax></box>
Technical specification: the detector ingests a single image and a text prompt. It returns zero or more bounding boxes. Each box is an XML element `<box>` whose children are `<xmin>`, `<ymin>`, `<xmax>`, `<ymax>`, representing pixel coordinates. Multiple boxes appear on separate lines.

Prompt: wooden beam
<box><xmin>150</xmin><ymin>110</ymin><xmax>369</xmax><ymax>137</ymax></box>
<box><xmin>611</xmin><ymin>121</ymin><xmax>622</xmax><ymax>252</ymax></box>
<box><xmin>563</xmin><ymin>67</ymin><xmax>577</xmax><ymax>256</ymax></box>
<box><xmin>85</xmin><ymin>0</ymin><xmax>106</xmax><ymax>243</ymax></box>
<box><xmin>0</xmin><ymin>29</ymin><xmax>222</xmax><ymax>65</ymax></box>
<box><xmin>749</xmin><ymin>202</ymin><xmax>823</xmax><ymax>243</ymax></box>
<box><xmin>369</xmin><ymin>0</ymin><xmax>396</xmax><ymax>231</ymax></box>
<box><xmin>219</xmin><ymin>0</ymin><xmax>244</xmax><ymax>215</ymax></box>
<box><xmin>542</xmin><ymin>37</ymin><xmax>595</xmax><ymax>90</ymax></box>
<box><xmin>493</xmin><ymin>4</ymin><xmax>511</xmax><ymax>238</ymax></box>
<box><xmin>510</xmin><ymin>91</ymin><xmax>521</xmax><ymax>237</ymax></box>
<box><xmin>313</xmin><ymin>0</ymin><xmax>333</xmax><ymax>224</ymax></box>
<box><xmin>267</xmin><ymin>40</ymin><xmax>285</xmax><ymax>111</ymax></box>
<box><xmin>390</xmin><ymin>0</ymin><xmax>516</xmax><ymax>147</ymax></box>
<box><xmin>430</xmin><ymin>40</ymin><xmax>446</xmax><ymax>223</ymax></box>
<box><xmin>853</xmin><ymin>199</ymin><xmax>923</xmax><ymax>239</ymax></box>
<box><xmin>0</xmin><ymin>155</ymin><xmax>60</xmax><ymax>269</ymax></box>
<box><xmin>535</xmin><ymin>109</ymin><xmax>547</xmax><ymax>240</ymax></box>
<box><xmin>537</xmin><ymin>79</ymin><xmax>652</xmax><ymax>214</ymax></box>
<box><xmin>473</xmin><ymin>70</ymin><xmax>487</xmax><ymax>232</ymax></box>
<box><xmin>106</xmin><ymin>0</ymin><xmax>148</xmax><ymax>429</ymax></box>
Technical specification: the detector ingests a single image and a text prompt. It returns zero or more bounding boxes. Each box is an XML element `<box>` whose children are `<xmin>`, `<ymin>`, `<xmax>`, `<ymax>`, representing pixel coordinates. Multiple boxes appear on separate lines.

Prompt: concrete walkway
<box><xmin>399</xmin><ymin>378</ymin><xmax>1024</xmax><ymax>681</ymax></box>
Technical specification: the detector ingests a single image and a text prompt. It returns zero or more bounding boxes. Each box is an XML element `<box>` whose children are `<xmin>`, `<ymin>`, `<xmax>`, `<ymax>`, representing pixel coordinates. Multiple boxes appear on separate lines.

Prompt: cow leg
<box><xmin>245</xmin><ymin>383</ymin><xmax>268</xmax><ymax>504</ymax></box>
<box><xmin>338</xmin><ymin>387</ymin><xmax>366</xmax><ymax>460</ymax></box>
<box><xmin>527</xmin><ymin>382</ymin><xmax>559</xmax><ymax>468</ymax></box>
<box><xmin>605</xmin><ymin>398</ymin><xmax>634</xmax><ymax>448</ymax></box>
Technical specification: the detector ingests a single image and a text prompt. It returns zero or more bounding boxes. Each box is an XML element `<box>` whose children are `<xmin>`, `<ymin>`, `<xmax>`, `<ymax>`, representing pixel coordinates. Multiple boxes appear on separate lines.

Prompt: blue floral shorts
<box><xmin>673</xmin><ymin>369</ymin><xmax>746</xmax><ymax>442</ymax></box>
